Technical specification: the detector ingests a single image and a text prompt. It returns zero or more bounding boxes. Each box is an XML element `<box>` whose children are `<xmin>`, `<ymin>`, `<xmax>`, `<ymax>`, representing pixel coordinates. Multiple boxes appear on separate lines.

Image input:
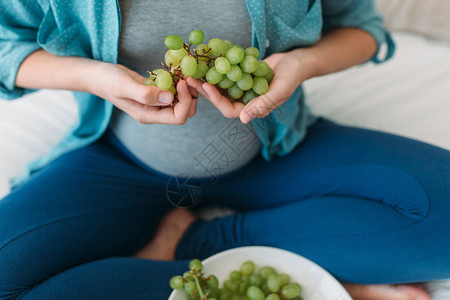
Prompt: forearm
<box><xmin>15</xmin><ymin>49</ymin><xmax>102</xmax><ymax>94</ymax></box>
<box><xmin>293</xmin><ymin>28</ymin><xmax>378</xmax><ymax>81</ymax></box>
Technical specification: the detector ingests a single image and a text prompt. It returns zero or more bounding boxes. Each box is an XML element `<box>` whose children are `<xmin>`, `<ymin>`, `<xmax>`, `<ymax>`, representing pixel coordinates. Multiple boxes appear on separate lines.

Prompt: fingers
<box><xmin>112</xmin><ymin>97</ymin><xmax>161</xmax><ymax>124</ymax></box>
<box><xmin>173</xmin><ymin>80</ymin><xmax>195</xmax><ymax>123</ymax></box>
<box><xmin>187</xmin><ymin>84</ymin><xmax>198</xmax><ymax>118</ymax></box>
<box><xmin>240</xmin><ymin>69</ymin><xmax>292</xmax><ymax>124</ymax></box>
<box><xmin>131</xmin><ymin>85</ymin><xmax>174</xmax><ymax>106</ymax></box>
<box><xmin>113</xmin><ymin>80</ymin><xmax>196</xmax><ymax>125</ymax></box>
<box><xmin>108</xmin><ymin>64</ymin><xmax>199</xmax><ymax>124</ymax></box>
<box><xmin>203</xmin><ymin>83</ymin><xmax>245</xmax><ymax>118</ymax></box>
<box><xmin>186</xmin><ymin>77</ymin><xmax>244</xmax><ymax>119</ymax></box>
<box><xmin>186</xmin><ymin>77</ymin><xmax>208</xmax><ymax>98</ymax></box>
<box><xmin>143</xmin><ymin>80</ymin><xmax>195</xmax><ymax>125</ymax></box>
<box><xmin>119</xmin><ymin>71</ymin><xmax>174</xmax><ymax>107</ymax></box>
<box><xmin>187</xmin><ymin>85</ymin><xmax>198</xmax><ymax>98</ymax></box>
<box><xmin>188</xmin><ymin>96</ymin><xmax>198</xmax><ymax>118</ymax></box>
<box><xmin>240</xmin><ymin>88</ymin><xmax>284</xmax><ymax>124</ymax></box>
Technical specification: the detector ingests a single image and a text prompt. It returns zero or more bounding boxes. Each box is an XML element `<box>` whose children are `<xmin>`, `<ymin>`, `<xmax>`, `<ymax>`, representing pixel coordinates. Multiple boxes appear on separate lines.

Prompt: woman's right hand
<box><xmin>92</xmin><ymin>63</ymin><xmax>198</xmax><ymax>125</ymax></box>
<box><xmin>15</xmin><ymin>50</ymin><xmax>197</xmax><ymax>125</ymax></box>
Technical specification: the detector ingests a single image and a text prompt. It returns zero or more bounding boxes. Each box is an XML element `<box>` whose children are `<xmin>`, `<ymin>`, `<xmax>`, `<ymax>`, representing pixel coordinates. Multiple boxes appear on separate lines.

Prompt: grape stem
<box><xmin>182</xmin><ymin>42</ymin><xmax>193</xmax><ymax>55</ymax></box>
<box><xmin>161</xmin><ymin>62</ymin><xmax>171</xmax><ymax>71</ymax></box>
<box><xmin>193</xmin><ymin>272</ymin><xmax>207</xmax><ymax>300</ymax></box>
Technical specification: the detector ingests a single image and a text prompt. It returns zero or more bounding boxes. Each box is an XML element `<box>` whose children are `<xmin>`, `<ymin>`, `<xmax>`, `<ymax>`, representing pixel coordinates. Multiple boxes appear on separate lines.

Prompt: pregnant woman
<box><xmin>0</xmin><ymin>0</ymin><xmax>448</xmax><ymax>299</ymax></box>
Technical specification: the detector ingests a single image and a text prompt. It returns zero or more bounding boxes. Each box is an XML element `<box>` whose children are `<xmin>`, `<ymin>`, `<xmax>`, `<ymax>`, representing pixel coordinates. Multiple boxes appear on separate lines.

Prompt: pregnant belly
<box><xmin>108</xmin><ymin>97</ymin><xmax>261</xmax><ymax>178</ymax></box>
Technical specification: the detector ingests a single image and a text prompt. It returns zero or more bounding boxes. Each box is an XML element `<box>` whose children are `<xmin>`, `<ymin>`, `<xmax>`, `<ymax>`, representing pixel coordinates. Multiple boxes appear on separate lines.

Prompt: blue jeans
<box><xmin>1</xmin><ymin>119</ymin><xmax>449</xmax><ymax>300</ymax></box>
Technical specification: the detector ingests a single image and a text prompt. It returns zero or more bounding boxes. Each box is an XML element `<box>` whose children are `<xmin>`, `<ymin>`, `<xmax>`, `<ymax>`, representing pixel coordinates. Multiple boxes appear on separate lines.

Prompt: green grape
<box><xmin>168</xmin><ymin>84</ymin><xmax>176</xmax><ymax>95</ymax></box>
<box><xmin>241</xmin><ymin>261</ymin><xmax>255</xmax><ymax>276</ymax></box>
<box><xmin>242</xmin><ymin>90</ymin><xmax>258</xmax><ymax>105</ymax></box>
<box><xmin>224</xmin><ymin>40</ymin><xmax>234</xmax><ymax>54</ymax></box>
<box><xmin>252</xmin><ymin>77</ymin><xmax>269</xmax><ymax>95</ymax></box>
<box><xmin>220</xmin><ymin>288</ymin><xmax>233</xmax><ymax>300</ymax></box>
<box><xmin>267</xmin><ymin>274</ymin><xmax>281</xmax><ymax>292</ymax></box>
<box><xmin>208</xmin><ymin>38</ymin><xmax>227</xmax><ymax>56</ymax></box>
<box><xmin>240</xmin><ymin>56</ymin><xmax>259</xmax><ymax>73</ymax></box>
<box><xmin>215</xmin><ymin>57</ymin><xmax>232</xmax><ymax>74</ymax></box>
<box><xmin>183</xmin><ymin>271</ymin><xmax>192</xmax><ymax>279</ymax></box>
<box><xmin>152</xmin><ymin>68</ymin><xmax>165</xmax><ymax>75</ymax></box>
<box><xmin>207</xmin><ymin>286</ymin><xmax>220</xmax><ymax>298</ymax></box>
<box><xmin>264</xmin><ymin>67</ymin><xmax>275</xmax><ymax>82</ymax></box>
<box><xmin>184</xmin><ymin>279</ymin><xmax>197</xmax><ymax>295</ymax></box>
<box><xmin>245</xmin><ymin>47</ymin><xmax>260</xmax><ymax>59</ymax></box>
<box><xmin>169</xmin><ymin>275</ymin><xmax>184</xmax><ymax>290</ymax></box>
<box><xmin>195</xmin><ymin>44</ymin><xmax>211</xmax><ymax>61</ymax></box>
<box><xmin>248</xmin><ymin>273</ymin><xmax>263</xmax><ymax>286</ymax></box>
<box><xmin>226</xmin><ymin>46</ymin><xmax>245</xmax><ymax>64</ymax></box>
<box><xmin>259</xmin><ymin>266</ymin><xmax>276</xmax><ymax>280</ymax></box>
<box><xmin>180</xmin><ymin>56</ymin><xmax>198</xmax><ymax>77</ymax></box>
<box><xmin>218</xmin><ymin>76</ymin><xmax>235</xmax><ymax>89</ymax></box>
<box><xmin>230</xmin><ymin>294</ymin><xmax>240</xmax><ymax>300</ymax></box>
<box><xmin>238</xmin><ymin>280</ymin><xmax>249</xmax><ymax>295</ymax></box>
<box><xmin>165</xmin><ymin>48</ymin><xmax>188</xmax><ymax>67</ymax></box>
<box><xmin>280</xmin><ymin>283</ymin><xmax>301</xmax><ymax>299</ymax></box>
<box><xmin>246</xmin><ymin>286</ymin><xmax>265</xmax><ymax>300</ymax></box>
<box><xmin>206</xmin><ymin>67</ymin><xmax>224</xmax><ymax>84</ymax></box>
<box><xmin>189</xmin><ymin>30</ymin><xmax>205</xmax><ymax>45</ymax></box>
<box><xmin>227</xmin><ymin>84</ymin><xmax>244</xmax><ymax>99</ymax></box>
<box><xmin>165</xmin><ymin>34</ymin><xmax>184</xmax><ymax>50</ymax></box>
<box><xmin>224</xmin><ymin>279</ymin><xmax>239</xmax><ymax>292</ymax></box>
<box><xmin>192</xmin><ymin>61</ymin><xmax>209</xmax><ymax>79</ymax></box>
<box><xmin>253</xmin><ymin>61</ymin><xmax>270</xmax><ymax>77</ymax></box>
<box><xmin>230</xmin><ymin>270</ymin><xmax>242</xmax><ymax>281</ymax></box>
<box><xmin>209</xmin><ymin>298</ymin><xmax>218</xmax><ymax>300</ymax></box>
<box><xmin>236</xmin><ymin>72</ymin><xmax>254</xmax><ymax>91</ymax></box>
<box><xmin>278</xmin><ymin>273</ymin><xmax>290</xmax><ymax>287</ymax></box>
<box><xmin>155</xmin><ymin>70</ymin><xmax>172</xmax><ymax>90</ymax></box>
<box><xmin>144</xmin><ymin>76</ymin><xmax>156</xmax><ymax>86</ymax></box>
<box><xmin>261</xmin><ymin>282</ymin><xmax>271</xmax><ymax>295</ymax></box>
<box><xmin>265</xmin><ymin>294</ymin><xmax>280</xmax><ymax>300</ymax></box>
<box><xmin>189</xmin><ymin>259</ymin><xmax>203</xmax><ymax>272</ymax></box>
<box><xmin>226</xmin><ymin>65</ymin><xmax>243</xmax><ymax>82</ymax></box>
<box><xmin>207</xmin><ymin>274</ymin><xmax>219</xmax><ymax>289</ymax></box>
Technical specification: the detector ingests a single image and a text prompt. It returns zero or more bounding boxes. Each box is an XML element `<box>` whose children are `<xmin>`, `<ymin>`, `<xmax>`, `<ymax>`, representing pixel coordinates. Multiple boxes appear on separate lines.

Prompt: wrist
<box><xmin>75</xmin><ymin>58</ymin><xmax>106</xmax><ymax>95</ymax></box>
<box><xmin>288</xmin><ymin>47</ymin><xmax>323</xmax><ymax>82</ymax></box>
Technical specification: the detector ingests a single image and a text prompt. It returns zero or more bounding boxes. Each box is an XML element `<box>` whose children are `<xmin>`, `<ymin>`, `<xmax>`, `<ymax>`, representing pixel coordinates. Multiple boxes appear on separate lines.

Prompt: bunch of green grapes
<box><xmin>169</xmin><ymin>259</ymin><xmax>220</xmax><ymax>300</ymax></box>
<box><xmin>146</xmin><ymin>30</ymin><xmax>274</xmax><ymax>105</ymax></box>
<box><xmin>170</xmin><ymin>259</ymin><xmax>304</xmax><ymax>300</ymax></box>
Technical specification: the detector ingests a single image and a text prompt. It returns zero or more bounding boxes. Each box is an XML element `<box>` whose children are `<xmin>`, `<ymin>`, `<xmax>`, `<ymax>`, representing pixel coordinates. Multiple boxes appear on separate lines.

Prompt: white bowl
<box><xmin>169</xmin><ymin>246</ymin><xmax>352</xmax><ymax>300</ymax></box>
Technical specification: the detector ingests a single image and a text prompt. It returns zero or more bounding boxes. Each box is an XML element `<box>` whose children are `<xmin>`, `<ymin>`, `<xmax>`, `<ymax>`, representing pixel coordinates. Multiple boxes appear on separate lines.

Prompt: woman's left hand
<box><xmin>185</xmin><ymin>49</ymin><xmax>314</xmax><ymax>124</ymax></box>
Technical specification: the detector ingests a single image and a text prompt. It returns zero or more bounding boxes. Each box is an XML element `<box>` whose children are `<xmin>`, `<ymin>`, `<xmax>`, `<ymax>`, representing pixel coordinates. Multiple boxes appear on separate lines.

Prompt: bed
<box><xmin>1</xmin><ymin>1</ymin><xmax>449</xmax><ymax>298</ymax></box>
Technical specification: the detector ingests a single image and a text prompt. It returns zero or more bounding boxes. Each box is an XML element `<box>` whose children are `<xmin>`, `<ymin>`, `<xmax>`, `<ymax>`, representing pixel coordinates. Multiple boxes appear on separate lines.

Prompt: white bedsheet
<box><xmin>1</xmin><ymin>32</ymin><xmax>449</xmax><ymax>298</ymax></box>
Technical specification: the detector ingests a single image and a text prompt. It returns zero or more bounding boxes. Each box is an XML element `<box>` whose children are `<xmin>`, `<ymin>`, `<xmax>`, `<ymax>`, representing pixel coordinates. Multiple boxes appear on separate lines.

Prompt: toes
<box><xmin>396</xmin><ymin>285</ymin><xmax>431</xmax><ymax>300</ymax></box>
<box><xmin>344</xmin><ymin>284</ymin><xmax>431</xmax><ymax>300</ymax></box>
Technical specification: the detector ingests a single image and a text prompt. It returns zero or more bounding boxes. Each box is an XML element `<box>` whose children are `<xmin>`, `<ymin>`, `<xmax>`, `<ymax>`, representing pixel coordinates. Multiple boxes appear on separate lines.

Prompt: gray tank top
<box><xmin>109</xmin><ymin>0</ymin><xmax>261</xmax><ymax>178</ymax></box>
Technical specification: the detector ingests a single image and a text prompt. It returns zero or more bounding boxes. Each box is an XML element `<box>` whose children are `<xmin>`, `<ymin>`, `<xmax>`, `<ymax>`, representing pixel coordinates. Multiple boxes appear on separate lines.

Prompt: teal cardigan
<box><xmin>0</xmin><ymin>0</ymin><xmax>394</xmax><ymax>188</ymax></box>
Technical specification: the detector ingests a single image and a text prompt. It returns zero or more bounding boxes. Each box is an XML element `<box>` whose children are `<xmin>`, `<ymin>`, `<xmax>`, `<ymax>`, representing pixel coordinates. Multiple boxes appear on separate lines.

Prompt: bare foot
<box><xmin>343</xmin><ymin>283</ymin><xmax>431</xmax><ymax>300</ymax></box>
<box><xmin>133</xmin><ymin>208</ymin><xmax>196</xmax><ymax>260</ymax></box>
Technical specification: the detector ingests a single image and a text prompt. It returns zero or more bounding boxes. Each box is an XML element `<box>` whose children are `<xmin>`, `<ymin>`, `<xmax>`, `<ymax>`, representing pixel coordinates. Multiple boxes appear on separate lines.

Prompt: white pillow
<box><xmin>303</xmin><ymin>32</ymin><xmax>450</xmax><ymax>151</ymax></box>
<box><xmin>376</xmin><ymin>0</ymin><xmax>450</xmax><ymax>43</ymax></box>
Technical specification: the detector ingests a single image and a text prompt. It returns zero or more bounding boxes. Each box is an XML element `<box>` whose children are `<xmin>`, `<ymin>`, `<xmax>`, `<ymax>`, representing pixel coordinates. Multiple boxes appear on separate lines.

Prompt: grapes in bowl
<box><xmin>168</xmin><ymin>246</ymin><xmax>352</xmax><ymax>300</ymax></box>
